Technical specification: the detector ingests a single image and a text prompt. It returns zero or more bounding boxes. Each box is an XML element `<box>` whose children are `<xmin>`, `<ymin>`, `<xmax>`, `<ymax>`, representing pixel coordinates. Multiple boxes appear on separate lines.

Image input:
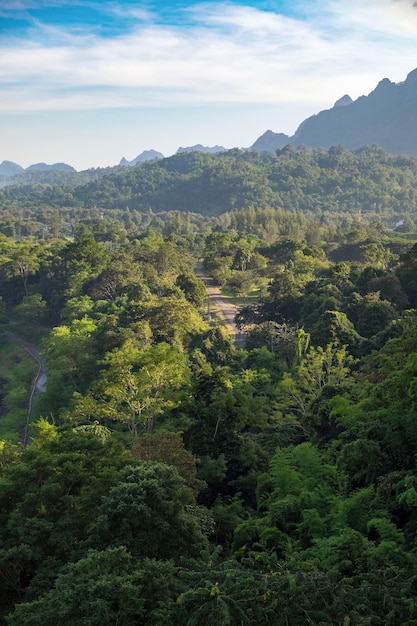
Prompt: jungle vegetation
<box><xmin>1</xmin><ymin>145</ymin><xmax>417</xmax><ymax>624</ymax></box>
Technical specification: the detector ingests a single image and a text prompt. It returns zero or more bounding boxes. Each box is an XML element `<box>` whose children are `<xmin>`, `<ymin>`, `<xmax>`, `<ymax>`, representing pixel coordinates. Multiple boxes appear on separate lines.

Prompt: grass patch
<box><xmin>207</xmin><ymin>307</ymin><xmax>226</xmax><ymax>328</ymax></box>
<box><xmin>219</xmin><ymin>288</ymin><xmax>261</xmax><ymax>308</ymax></box>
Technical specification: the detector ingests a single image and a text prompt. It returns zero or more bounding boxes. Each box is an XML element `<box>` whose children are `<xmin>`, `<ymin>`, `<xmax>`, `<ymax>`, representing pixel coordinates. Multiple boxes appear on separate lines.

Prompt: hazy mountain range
<box><xmin>266</xmin><ymin>67</ymin><xmax>417</xmax><ymax>155</ymax></box>
<box><xmin>0</xmin><ymin>161</ymin><xmax>76</xmax><ymax>177</ymax></box>
<box><xmin>2</xmin><ymin>68</ymin><xmax>417</xmax><ymax>179</ymax></box>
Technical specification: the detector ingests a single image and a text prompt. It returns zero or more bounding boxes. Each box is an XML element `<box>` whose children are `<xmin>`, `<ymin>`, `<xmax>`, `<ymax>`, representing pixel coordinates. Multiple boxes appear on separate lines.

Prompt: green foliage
<box><xmin>44</xmin><ymin>234</ymin><xmax>110</xmax><ymax>312</ymax></box>
<box><xmin>355</xmin><ymin>293</ymin><xmax>396</xmax><ymax>338</ymax></box>
<box><xmin>7</xmin><ymin>548</ymin><xmax>180</xmax><ymax>626</ymax></box>
<box><xmin>13</xmin><ymin>294</ymin><xmax>47</xmax><ymax>326</ymax></box>
<box><xmin>177</xmin><ymin>547</ymin><xmax>253</xmax><ymax>625</ymax></box>
<box><xmin>312</xmin><ymin>310</ymin><xmax>362</xmax><ymax>347</ymax></box>
<box><xmin>4</xmin><ymin>146</ymin><xmax>417</xmax><ymax>222</ymax></box>
<box><xmin>175</xmin><ymin>272</ymin><xmax>207</xmax><ymax>310</ymax></box>
<box><xmin>86</xmin><ymin>462</ymin><xmax>207</xmax><ymax>560</ymax></box>
<box><xmin>275</xmin><ymin>342</ymin><xmax>355</xmax><ymax>417</ymax></box>
<box><xmin>0</xmin><ymin>339</ymin><xmax>37</xmax><ymax>441</ymax></box>
<box><xmin>397</xmin><ymin>242</ymin><xmax>417</xmax><ymax>307</ymax></box>
<box><xmin>70</xmin><ymin>340</ymin><xmax>190</xmax><ymax>435</ymax></box>
<box><xmin>189</xmin><ymin>327</ymin><xmax>235</xmax><ymax>368</ymax></box>
<box><xmin>37</xmin><ymin>316</ymin><xmax>98</xmax><ymax>416</ymax></box>
<box><xmin>0</xmin><ymin>428</ymin><xmax>210</xmax><ymax>621</ymax></box>
<box><xmin>133</xmin><ymin>431</ymin><xmax>205</xmax><ymax>495</ymax></box>
<box><xmin>2</xmin><ymin>162</ymin><xmax>417</xmax><ymax>625</ymax></box>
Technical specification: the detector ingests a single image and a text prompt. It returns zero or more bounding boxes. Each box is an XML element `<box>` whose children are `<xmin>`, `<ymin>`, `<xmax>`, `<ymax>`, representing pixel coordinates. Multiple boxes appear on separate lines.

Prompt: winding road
<box><xmin>2</xmin><ymin>266</ymin><xmax>243</xmax><ymax>444</ymax></box>
<box><xmin>194</xmin><ymin>264</ymin><xmax>245</xmax><ymax>347</ymax></box>
<box><xmin>4</xmin><ymin>331</ymin><xmax>47</xmax><ymax>444</ymax></box>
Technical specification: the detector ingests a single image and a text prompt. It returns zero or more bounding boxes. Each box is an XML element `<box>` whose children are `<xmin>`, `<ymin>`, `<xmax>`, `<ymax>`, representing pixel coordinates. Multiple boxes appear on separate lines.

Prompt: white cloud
<box><xmin>326</xmin><ymin>0</ymin><xmax>417</xmax><ymax>39</ymax></box>
<box><xmin>0</xmin><ymin>0</ymin><xmax>72</xmax><ymax>13</ymax></box>
<box><xmin>1</xmin><ymin>0</ymin><xmax>417</xmax><ymax>115</ymax></box>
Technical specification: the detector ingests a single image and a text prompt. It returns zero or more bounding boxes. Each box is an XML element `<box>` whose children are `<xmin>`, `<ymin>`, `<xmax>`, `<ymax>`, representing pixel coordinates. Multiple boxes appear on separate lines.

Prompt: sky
<box><xmin>1</xmin><ymin>0</ymin><xmax>417</xmax><ymax>171</ymax></box>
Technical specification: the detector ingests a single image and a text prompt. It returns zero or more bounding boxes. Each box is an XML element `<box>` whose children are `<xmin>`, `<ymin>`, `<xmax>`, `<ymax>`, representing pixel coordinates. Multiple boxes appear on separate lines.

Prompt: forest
<box><xmin>2</xmin><ymin>144</ymin><xmax>417</xmax><ymax>221</ymax></box>
<box><xmin>1</xmin><ymin>145</ymin><xmax>417</xmax><ymax>624</ymax></box>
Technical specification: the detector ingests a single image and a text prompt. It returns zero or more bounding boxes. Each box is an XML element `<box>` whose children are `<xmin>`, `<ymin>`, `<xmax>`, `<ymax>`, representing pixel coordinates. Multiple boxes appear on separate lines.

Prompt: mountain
<box><xmin>250</xmin><ymin>130</ymin><xmax>290</xmax><ymax>152</ymax></box>
<box><xmin>3</xmin><ymin>145</ymin><xmax>417</xmax><ymax>219</ymax></box>
<box><xmin>119</xmin><ymin>150</ymin><xmax>164</xmax><ymax>167</ymax></box>
<box><xmin>4</xmin><ymin>67</ymin><xmax>417</xmax><ymax>170</ymax></box>
<box><xmin>0</xmin><ymin>161</ymin><xmax>25</xmax><ymax>177</ymax></box>
<box><xmin>176</xmin><ymin>144</ymin><xmax>227</xmax><ymax>154</ymax></box>
<box><xmin>0</xmin><ymin>165</ymin><xmax>116</xmax><ymax>190</ymax></box>
<box><xmin>26</xmin><ymin>162</ymin><xmax>76</xmax><ymax>172</ymax></box>
<box><xmin>0</xmin><ymin>160</ymin><xmax>76</xmax><ymax>186</ymax></box>
<box><xmin>251</xmin><ymin>68</ymin><xmax>417</xmax><ymax>157</ymax></box>
<box><xmin>333</xmin><ymin>94</ymin><xmax>354</xmax><ymax>108</ymax></box>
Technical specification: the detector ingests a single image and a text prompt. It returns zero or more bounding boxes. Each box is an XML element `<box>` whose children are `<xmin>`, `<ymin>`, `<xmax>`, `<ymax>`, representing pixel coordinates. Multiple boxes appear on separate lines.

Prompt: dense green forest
<box><xmin>1</xmin><ymin>146</ymin><xmax>417</xmax><ymax>624</ymax></box>
<box><xmin>2</xmin><ymin>145</ymin><xmax>417</xmax><ymax>222</ymax></box>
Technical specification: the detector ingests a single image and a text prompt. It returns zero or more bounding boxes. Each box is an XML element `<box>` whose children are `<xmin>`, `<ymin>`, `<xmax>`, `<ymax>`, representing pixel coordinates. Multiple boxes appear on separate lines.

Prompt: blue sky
<box><xmin>1</xmin><ymin>0</ymin><xmax>417</xmax><ymax>170</ymax></box>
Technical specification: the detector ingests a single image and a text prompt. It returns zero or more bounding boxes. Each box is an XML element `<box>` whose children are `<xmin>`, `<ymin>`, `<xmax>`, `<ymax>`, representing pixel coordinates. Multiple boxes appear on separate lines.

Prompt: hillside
<box><xmin>1</xmin><ymin>145</ymin><xmax>417</xmax><ymax>219</ymax></box>
<box><xmin>0</xmin><ymin>165</ymin><xmax>124</xmax><ymax>191</ymax></box>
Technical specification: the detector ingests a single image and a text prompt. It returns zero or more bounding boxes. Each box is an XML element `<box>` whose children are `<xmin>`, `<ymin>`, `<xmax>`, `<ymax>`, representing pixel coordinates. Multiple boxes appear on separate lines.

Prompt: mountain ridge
<box><xmin>0</xmin><ymin>160</ymin><xmax>76</xmax><ymax>177</ymax></box>
<box><xmin>3</xmin><ymin>67</ymin><xmax>417</xmax><ymax>173</ymax></box>
<box><xmin>259</xmin><ymin>68</ymin><xmax>417</xmax><ymax>156</ymax></box>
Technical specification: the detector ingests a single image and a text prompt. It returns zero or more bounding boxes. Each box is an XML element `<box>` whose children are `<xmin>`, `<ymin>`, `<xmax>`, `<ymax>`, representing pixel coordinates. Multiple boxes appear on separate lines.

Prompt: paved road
<box><xmin>4</xmin><ymin>331</ymin><xmax>47</xmax><ymax>444</ymax></box>
<box><xmin>194</xmin><ymin>264</ymin><xmax>245</xmax><ymax>347</ymax></box>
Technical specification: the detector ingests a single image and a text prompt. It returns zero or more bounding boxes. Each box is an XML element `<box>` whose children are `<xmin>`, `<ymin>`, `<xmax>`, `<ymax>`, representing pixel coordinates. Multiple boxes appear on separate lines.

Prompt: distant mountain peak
<box><xmin>333</xmin><ymin>94</ymin><xmax>353</xmax><ymax>108</ymax></box>
<box><xmin>26</xmin><ymin>162</ymin><xmax>76</xmax><ymax>172</ymax></box>
<box><xmin>249</xmin><ymin>130</ymin><xmax>290</xmax><ymax>152</ymax></box>
<box><xmin>0</xmin><ymin>160</ymin><xmax>24</xmax><ymax>176</ymax></box>
<box><xmin>119</xmin><ymin>149</ymin><xmax>164</xmax><ymax>167</ymax></box>
<box><xmin>176</xmin><ymin>144</ymin><xmax>227</xmax><ymax>154</ymax></box>
<box><xmin>406</xmin><ymin>67</ymin><xmax>417</xmax><ymax>84</ymax></box>
<box><xmin>251</xmin><ymin>67</ymin><xmax>417</xmax><ymax>158</ymax></box>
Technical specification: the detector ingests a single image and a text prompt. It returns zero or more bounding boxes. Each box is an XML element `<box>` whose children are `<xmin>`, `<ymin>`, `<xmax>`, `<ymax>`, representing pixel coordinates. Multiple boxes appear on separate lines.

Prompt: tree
<box><xmin>7</xmin><ymin>548</ymin><xmax>180</xmax><ymax>626</ymax></box>
<box><xmin>175</xmin><ymin>273</ymin><xmax>207</xmax><ymax>311</ymax></box>
<box><xmin>312</xmin><ymin>310</ymin><xmax>361</xmax><ymax>348</ymax></box>
<box><xmin>397</xmin><ymin>242</ymin><xmax>417</xmax><ymax>307</ymax></box>
<box><xmin>133</xmin><ymin>431</ymin><xmax>205</xmax><ymax>496</ymax></box>
<box><xmin>275</xmin><ymin>342</ymin><xmax>355</xmax><ymax>418</ymax></box>
<box><xmin>86</xmin><ymin>463</ymin><xmax>207</xmax><ymax>560</ymax></box>
<box><xmin>81</xmin><ymin>341</ymin><xmax>190</xmax><ymax>435</ymax></box>
<box><xmin>177</xmin><ymin>548</ymin><xmax>251</xmax><ymax>625</ymax></box>
<box><xmin>1</xmin><ymin>244</ymin><xmax>42</xmax><ymax>302</ymax></box>
<box><xmin>189</xmin><ymin>327</ymin><xmax>234</xmax><ymax>366</ymax></box>
<box><xmin>0</xmin><ymin>429</ymin><xmax>131</xmax><ymax>618</ymax></box>
<box><xmin>0</xmin><ymin>296</ymin><xmax>7</xmax><ymax>324</ymax></box>
<box><xmin>360</xmin><ymin>242</ymin><xmax>393</xmax><ymax>269</ymax></box>
<box><xmin>45</xmin><ymin>235</ymin><xmax>109</xmax><ymax>312</ymax></box>
<box><xmin>245</xmin><ymin>322</ymin><xmax>309</xmax><ymax>369</ymax></box>
<box><xmin>13</xmin><ymin>294</ymin><xmax>47</xmax><ymax>326</ymax></box>
<box><xmin>37</xmin><ymin>316</ymin><xmax>98</xmax><ymax>416</ymax></box>
<box><xmin>356</xmin><ymin>294</ymin><xmax>396</xmax><ymax>338</ymax></box>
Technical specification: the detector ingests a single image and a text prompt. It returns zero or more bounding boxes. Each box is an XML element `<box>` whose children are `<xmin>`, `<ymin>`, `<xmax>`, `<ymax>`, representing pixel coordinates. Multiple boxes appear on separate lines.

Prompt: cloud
<box><xmin>0</xmin><ymin>0</ymin><xmax>71</xmax><ymax>14</ymax></box>
<box><xmin>1</xmin><ymin>0</ymin><xmax>417</xmax><ymax>115</ymax></box>
<box><xmin>326</xmin><ymin>0</ymin><xmax>417</xmax><ymax>38</ymax></box>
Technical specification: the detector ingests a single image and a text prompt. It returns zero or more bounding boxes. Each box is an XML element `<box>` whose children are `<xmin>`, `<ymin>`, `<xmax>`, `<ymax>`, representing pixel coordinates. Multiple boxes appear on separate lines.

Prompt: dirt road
<box><xmin>194</xmin><ymin>265</ymin><xmax>245</xmax><ymax>347</ymax></box>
